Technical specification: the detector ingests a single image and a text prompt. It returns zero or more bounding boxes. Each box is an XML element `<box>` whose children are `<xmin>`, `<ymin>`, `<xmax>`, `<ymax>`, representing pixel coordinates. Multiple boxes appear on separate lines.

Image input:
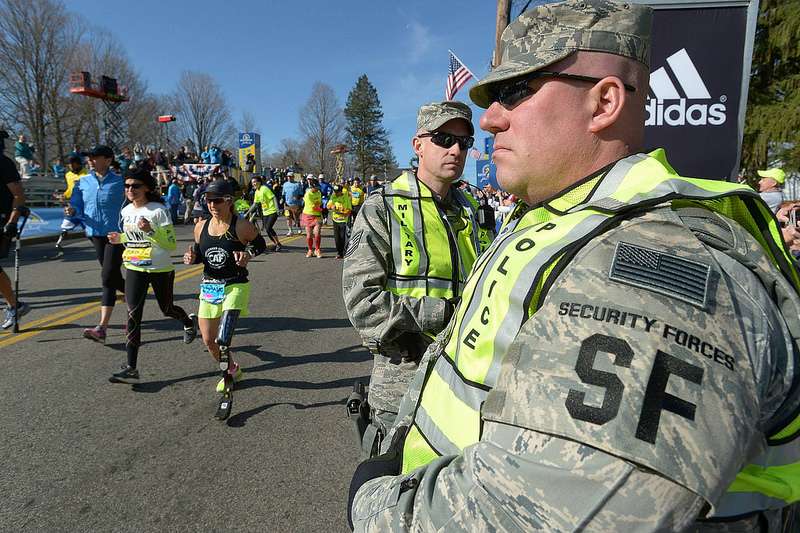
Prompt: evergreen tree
<box><xmin>344</xmin><ymin>75</ymin><xmax>396</xmax><ymax>178</ymax></box>
<box><xmin>741</xmin><ymin>0</ymin><xmax>800</xmax><ymax>175</ymax></box>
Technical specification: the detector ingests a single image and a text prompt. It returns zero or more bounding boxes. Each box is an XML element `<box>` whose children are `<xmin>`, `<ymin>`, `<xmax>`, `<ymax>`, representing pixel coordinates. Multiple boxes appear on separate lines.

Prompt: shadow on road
<box><xmin>226</xmin><ymin>398</ymin><xmax>349</xmax><ymax>428</ymax></box>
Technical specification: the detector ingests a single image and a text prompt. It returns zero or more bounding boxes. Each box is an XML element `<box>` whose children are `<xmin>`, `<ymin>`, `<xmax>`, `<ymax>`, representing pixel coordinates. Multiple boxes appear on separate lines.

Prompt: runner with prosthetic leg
<box><xmin>183</xmin><ymin>180</ymin><xmax>266</xmax><ymax>420</ymax></box>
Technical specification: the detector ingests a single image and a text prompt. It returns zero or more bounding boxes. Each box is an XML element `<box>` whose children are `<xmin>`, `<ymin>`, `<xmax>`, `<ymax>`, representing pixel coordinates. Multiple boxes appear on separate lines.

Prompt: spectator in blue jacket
<box><xmin>166</xmin><ymin>178</ymin><xmax>183</xmax><ymax>223</ymax></box>
<box><xmin>208</xmin><ymin>145</ymin><xmax>222</xmax><ymax>165</ymax></box>
<box><xmin>68</xmin><ymin>145</ymin><xmax>126</xmax><ymax>343</ymax></box>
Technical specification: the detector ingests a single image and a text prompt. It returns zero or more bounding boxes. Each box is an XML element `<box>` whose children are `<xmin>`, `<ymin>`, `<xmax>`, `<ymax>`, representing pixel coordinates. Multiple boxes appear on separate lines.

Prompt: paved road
<box><xmin>0</xmin><ymin>224</ymin><xmax>369</xmax><ymax>532</ymax></box>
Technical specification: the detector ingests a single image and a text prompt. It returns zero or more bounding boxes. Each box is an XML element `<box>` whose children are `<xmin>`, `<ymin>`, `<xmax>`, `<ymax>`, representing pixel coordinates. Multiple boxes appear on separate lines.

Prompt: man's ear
<box><xmin>412</xmin><ymin>136</ymin><xmax>423</xmax><ymax>157</ymax></box>
<box><xmin>588</xmin><ymin>77</ymin><xmax>626</xmax><ymax>134</ymax></box>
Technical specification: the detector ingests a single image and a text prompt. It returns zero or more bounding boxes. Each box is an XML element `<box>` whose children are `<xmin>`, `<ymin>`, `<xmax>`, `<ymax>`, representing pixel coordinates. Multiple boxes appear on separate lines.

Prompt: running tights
<box><xmin>261</xmin><ymin>213</ymin><xmax>278</xmax><ymax>241</ymax></box>
<box><xmin>89</xmin><ymin>236</ymin><xmax>125</xmax><ymax>306</ymax></box>
<box><xmin>125</xmin><ymin>269</ymin><xmax>192</xmax><ymax>368</ymax></box>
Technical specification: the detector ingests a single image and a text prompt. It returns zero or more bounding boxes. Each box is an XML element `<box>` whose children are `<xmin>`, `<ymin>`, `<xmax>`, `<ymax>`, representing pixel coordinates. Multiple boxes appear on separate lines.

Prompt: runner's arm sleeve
<box><xmin>146</xmin><ymin>210</ymin><xmax>177</xmax><ymax>251</ymax></box>
<box><xmin>342</xmin><ymin>195</ymin><xmax>449</xmax><ymax>344</ymax></box>
<box><xmin>351</xmin><ymin>216</ymin><xmax>784</xmax><ymax>531</ymax></box>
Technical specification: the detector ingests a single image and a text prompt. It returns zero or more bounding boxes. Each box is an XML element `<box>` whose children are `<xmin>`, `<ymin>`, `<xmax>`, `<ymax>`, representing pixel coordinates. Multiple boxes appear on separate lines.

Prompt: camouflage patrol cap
<box><xmin>416</xmin><ymin>101</ymin><xmax>474</xmax><ymax>135</ymax></box>
<box><xmin>470</xmin><ymin>0</ymin><xmax>653</xmax><ymax>108</ymax></box>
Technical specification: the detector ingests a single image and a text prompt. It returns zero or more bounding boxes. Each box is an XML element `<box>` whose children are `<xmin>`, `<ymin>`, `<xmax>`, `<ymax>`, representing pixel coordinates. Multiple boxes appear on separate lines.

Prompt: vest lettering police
<box><xmin>383</xmin><ymin>171</ymin><xmax>487</xmax><ymax>303</ymax></box>
<box><xmin>400</xmin><ymin>150</ymin><xmax>800</xmax><ymax>512</ymax></box>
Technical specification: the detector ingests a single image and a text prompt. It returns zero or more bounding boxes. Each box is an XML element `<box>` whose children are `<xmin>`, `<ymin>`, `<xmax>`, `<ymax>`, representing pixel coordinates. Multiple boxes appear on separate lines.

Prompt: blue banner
<box><xmin>18</xmin><ymin>208</ymin><xmax>83</xmax><ymax>239</ymax></box>
<box><xmin>476</xmin><ymin>137</ymin><xmax>498</xmax><ymax>189</ymax></box>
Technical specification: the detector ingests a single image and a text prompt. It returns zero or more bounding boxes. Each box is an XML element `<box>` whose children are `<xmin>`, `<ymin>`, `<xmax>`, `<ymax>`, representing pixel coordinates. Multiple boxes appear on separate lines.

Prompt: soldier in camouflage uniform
<box><xmin>347</xmin><ymin>1</ymin><xmax>800</xmax><ymax>531</ymax></box>
<box><xmin>342</xmin><ymin>101</ymin><xmax>491</xmax><ymax>458</ymax></box>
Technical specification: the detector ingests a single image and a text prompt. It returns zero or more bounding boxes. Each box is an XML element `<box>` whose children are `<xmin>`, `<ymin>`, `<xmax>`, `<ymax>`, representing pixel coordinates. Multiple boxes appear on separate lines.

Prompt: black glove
<box><xmin>3</xmin><ymin>223</ymin><xmax>17</xmax><ymax>239</ymax></box>
<box><xmin>443</xmin><ymin>297</ymin><xmax>461</xmax><ymax>323</ymax></box>
<box><xmin>347</xmin><ymin>426</ymin><xmax>407</xmax><ymax>530</ymax></box>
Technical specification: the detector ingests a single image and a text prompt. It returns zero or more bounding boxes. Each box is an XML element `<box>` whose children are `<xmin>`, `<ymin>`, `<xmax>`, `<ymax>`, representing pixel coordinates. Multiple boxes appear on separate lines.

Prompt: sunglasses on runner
<box><xmin>488</xmin><ymin>71</ymin><xmax>637</xmax><ymax>108</ymax></box>
<box><xmin>417</xmin><ymin>131</ymin><xmax>474</xmax><ymax>150</ymax></box>
<box><xmin>124</xmin><ymin>182</ymin><xmax>144</xmax><ymax>189</ymax></box>
<box><xmin>206</xmin><ymin>196</ymin><xmax>230</xmax><ymax>204</ymax></box>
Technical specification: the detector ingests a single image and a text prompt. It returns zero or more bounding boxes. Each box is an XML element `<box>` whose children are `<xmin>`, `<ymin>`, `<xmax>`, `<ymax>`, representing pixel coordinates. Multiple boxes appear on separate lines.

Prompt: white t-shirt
<box><xmin>120</xmin><ymin>201</ymin><xmax>174</xmax><ymax>272</ymax></box>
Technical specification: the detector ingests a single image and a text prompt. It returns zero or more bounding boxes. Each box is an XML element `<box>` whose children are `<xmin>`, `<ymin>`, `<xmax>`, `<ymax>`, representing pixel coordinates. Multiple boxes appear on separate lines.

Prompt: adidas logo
<box><xmin>646</xmin><ymin>48</ymin><xmax>727</xmax><ymax>127</ymax></box>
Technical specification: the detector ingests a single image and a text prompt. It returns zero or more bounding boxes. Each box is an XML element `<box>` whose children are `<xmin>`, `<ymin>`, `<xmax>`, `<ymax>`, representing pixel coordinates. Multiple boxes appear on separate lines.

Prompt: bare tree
<box><xmin>172</xmin><ymin>71</ymin><xmax>233</xmax><ymax>151</ymax></box>
<box><xmin>0</xmin><ymin>0</ymin><xmax>81</xmax><ymax>165</ymax></box>
<box><xmin>239</xmin><ymin>110</ymin><xmax>258</xmax><ymax>134</ymax></box>
<box><xmin>299</xmin><ymin>82</ymin><xmax>344</xmax><ymax>176</ymax></box>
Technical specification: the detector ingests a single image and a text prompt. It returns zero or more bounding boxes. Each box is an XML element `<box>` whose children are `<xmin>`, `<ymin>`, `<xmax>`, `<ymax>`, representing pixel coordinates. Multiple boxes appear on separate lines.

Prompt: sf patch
<box><xmin>609</xmin><ymin>241</ymin><xmax>711</xmax><ymax>309</ymax></box>
<box><xmin>344</xmin><ymin>230</ymin><xmax>363</xmax><ymax>259</ymax></box>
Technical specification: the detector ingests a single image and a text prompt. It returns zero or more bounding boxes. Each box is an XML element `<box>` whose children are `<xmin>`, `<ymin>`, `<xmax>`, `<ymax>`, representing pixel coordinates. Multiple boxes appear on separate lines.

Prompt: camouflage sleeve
<box><xmin>352</xmin><ymin>212</ymin><xmax>793</xmax><ymax>531</ymax></box>
<box><xmin>342</xmin><ymin>193</ymin><xmax>449</xmax><ymax>344</ymax></box>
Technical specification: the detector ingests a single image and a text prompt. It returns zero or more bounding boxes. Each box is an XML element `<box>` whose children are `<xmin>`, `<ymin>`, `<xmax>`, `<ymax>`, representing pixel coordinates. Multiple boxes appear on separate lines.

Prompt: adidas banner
<box><xmin>644</xmin><ymin>4</ymin><xmax>750</xmax><ymax>180</ymax></box>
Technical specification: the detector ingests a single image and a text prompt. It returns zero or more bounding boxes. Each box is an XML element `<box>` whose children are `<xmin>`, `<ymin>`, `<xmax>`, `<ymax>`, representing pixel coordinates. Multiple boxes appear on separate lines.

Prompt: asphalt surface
<box><xmin>0</xmin><ymin>223</ymin><xmax>370</xmax><ymax>532</ymax></box>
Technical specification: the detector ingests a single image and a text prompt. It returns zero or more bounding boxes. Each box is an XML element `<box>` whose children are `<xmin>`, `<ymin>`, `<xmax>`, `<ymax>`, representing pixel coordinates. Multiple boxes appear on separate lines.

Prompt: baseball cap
<box><xmin>417</xmin><ymin>101</ymin><xmax>474</xmax><ymax>135</ymax></box>
<box><xmin>88</xmin><ymin>145</ymin><xmax>114</xmax><ymax>158</ymax></box>
<box><xmin>757</xmin><ymin>168</ymin><xmax>786</xmax><ymax>185</ymax></box>
<box><xmin>470</xmin><ymin>0</ymin><xmax>653</xmax><ymax>108</ymax></box>
<box><xmin>204</xmin><ymin>180</ymin><xmax>234</xmax><ymax>198</ymax></box>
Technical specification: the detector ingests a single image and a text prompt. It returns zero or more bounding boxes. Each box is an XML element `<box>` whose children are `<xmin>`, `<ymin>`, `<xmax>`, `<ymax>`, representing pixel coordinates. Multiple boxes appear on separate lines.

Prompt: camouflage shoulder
<box><xmin>482</xmin><ymin>208</ymin><xmax>764</xmax><ymax>507</ymax></box>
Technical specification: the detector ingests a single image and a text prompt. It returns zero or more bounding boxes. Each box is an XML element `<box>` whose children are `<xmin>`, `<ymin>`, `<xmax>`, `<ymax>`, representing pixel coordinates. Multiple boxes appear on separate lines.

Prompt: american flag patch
<box><xmin>609</xmin><ymin>242</ymin><xmax>711</xmax><ymax>309</ymax></box>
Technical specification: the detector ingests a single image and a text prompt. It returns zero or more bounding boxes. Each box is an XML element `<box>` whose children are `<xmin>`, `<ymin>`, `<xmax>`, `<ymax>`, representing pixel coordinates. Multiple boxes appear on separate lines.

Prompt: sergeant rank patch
<box><xmin>609</xmin><ymin>241</ymin><xmax>711</xmax><ymax>309</ymax></box>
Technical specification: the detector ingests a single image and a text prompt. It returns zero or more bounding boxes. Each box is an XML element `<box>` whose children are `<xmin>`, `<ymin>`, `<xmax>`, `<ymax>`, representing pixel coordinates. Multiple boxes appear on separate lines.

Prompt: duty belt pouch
<box><xmin>361</xmin><ymin>424</ymin><xmax>382</xmax><ymax>460</ymax></box>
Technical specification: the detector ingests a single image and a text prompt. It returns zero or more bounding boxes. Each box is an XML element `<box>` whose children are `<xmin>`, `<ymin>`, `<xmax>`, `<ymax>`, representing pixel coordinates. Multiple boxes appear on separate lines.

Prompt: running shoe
<box><xmin>109</xmin><ymin>365</ymin><xmax>139</xmax><ymax>383</ymax></box>
<box><xmin>215</xmin><ymin>392</ymin><xmax>233</xmax><ymax>420</ymax></box>
<box><xmin>274</xmin><ymin>243</ymin><xmax>282</xmax><ymax>252</ymax></box>
<box><xmin>183</xmin><ymin>314</ymin><xmax>198</xmax><ymax>344</ymax></box>
<box><xmin>305</xmin><ymin>250</ymin><xmax>313</xmax><ymax>258</ymax></box>
<box><xmin>215</xmin><ymin>363</ymin><xmax>244</xmax><ymax>393</ymax></box>
<box><xmin>83</xmin><ymin>325</ymin><xmax>107</xmax><ymax>343</ymax></box>
<box><xmin>1</xmin><ymin>301</ymin><xmax>30</xmax><ymax>330</ymax></box>
<box><xmin>315</xmin><ymin>249</ymin><xmax>323</xmax><ymax>258</ymax></box>
<box><xmin>285</xmin><ymin>230</ymin><xmax>293</xmax><ymax>236</ymax></box>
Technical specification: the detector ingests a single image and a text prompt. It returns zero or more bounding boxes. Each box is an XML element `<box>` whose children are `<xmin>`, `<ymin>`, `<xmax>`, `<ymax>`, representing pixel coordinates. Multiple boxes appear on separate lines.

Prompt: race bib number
<box><xmin>200</xmin><ymin>281</ymin><xmax>225</xmax><ymax>304</ymax></box>
<box><xmin>122</xmin><ymin>246</ymin><xmax>153</xmax><ymax>267</ymax></box>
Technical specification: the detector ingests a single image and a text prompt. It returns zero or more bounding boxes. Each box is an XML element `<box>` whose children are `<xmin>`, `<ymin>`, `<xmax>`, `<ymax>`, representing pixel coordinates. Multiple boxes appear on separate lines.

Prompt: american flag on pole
<box><xmin>446</xmin><ymin>50</ymin><xmax>474</xmax><ymax>101</ymax></box>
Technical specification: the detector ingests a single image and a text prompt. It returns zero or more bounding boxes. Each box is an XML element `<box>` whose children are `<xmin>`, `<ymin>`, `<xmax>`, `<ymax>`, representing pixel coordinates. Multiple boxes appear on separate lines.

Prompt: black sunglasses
<box><xmin>418</xmin><ymin>131</ymin><xmax>474</xmax><ymax>150</ymax></box>
<box><xmin>124</xmin><ymin>182</ymin><xmax>144</xmax><ymax>189</ymax></box>
<box><xmin>489</xmin><ymin>71</ymin><xmax>637</xmax><ymax>108</ymax></box>
<box><xmin>206</xmin><ymin>196</ymin><xmax>230</xmax><ymax>204</ymax></box>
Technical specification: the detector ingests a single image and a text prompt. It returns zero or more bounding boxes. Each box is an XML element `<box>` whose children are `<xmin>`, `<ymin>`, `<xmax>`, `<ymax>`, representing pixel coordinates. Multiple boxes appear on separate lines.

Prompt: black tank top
<box><xmin>199</xmin><ymin>214</ymin><xmax>248</xmax><ymax>283</ymax></box>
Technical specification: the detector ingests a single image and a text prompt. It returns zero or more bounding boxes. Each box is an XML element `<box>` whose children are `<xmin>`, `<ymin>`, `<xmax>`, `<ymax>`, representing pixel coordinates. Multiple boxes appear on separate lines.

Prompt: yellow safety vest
<box><xmin>400</xmin><ymin>150</ymin><xmax>800</xmax><ymax>512</ymax></box>
<box><xmin>383</xmin><ymin>171</ymin><xmax>487</xmax><ymax>303</ymax></box>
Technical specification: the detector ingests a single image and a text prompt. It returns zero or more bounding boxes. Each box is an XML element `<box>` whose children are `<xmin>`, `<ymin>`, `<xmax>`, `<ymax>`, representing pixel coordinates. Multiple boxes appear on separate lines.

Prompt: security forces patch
<box><xmin>344</xmin><ymin>230</ymin><xmax>363</xmax><ymax>259</ymax></box>
<box><xmin>609</xmin><ymin>241</ymin><xmax>711</xmax><ymax>309</ymax></box>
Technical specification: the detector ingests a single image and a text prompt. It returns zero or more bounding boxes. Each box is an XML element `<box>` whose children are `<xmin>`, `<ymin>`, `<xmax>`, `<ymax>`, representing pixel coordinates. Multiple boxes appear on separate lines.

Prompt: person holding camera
<box><xmin>0</xmin><ymin>131</ymin><xmax>29</xmax><ymax>329</ymax></box>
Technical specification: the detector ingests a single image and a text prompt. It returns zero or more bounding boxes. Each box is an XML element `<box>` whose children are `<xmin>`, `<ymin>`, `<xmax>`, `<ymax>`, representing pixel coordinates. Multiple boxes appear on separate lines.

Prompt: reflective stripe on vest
<box><xmin>401</xmin><ymin>150</ymin><xmax>800</xmax><ymax>510</ymax></box>
<box><xmin>383</xmin><ymin>171</ymin><xmax>483</xmax><ymax>300</ymax></box>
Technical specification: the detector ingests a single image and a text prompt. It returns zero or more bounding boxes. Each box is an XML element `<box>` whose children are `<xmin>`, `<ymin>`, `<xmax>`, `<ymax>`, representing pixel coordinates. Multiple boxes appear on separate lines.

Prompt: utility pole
<box><xmin>494</xmin><ymin>0</ymin><xmax>512</xmax><ymax>67</ymax></box>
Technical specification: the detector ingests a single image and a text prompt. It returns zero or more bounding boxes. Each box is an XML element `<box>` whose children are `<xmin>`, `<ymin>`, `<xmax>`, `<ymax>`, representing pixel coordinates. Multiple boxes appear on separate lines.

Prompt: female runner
<box><xmin>108</xmin><ymin>165</ymin><xmax>197</xmax><ymax>383</ymax></box>
<box><xmin>183</xmin><ymin>179</ymin><xmax>267</xmax><ymax>419</ymax></box>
